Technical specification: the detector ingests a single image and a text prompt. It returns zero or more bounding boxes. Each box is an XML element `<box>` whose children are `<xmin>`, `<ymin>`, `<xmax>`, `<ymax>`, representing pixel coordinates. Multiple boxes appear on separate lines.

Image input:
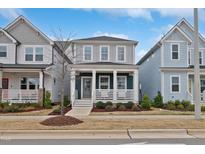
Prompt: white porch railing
<box><xmin>2</xmin><ymin>89</ymin><xmax>38</xmax><ymax>103</ymax></box>
<box><xmin>96</xmin><ymin>89</ymin><xmax>113</xmax><ymax>100</ymax></box>
<box><xmin>117</xmin><ymin>89</ymin><xmax>134</xmax><ymax>100</ymax></box>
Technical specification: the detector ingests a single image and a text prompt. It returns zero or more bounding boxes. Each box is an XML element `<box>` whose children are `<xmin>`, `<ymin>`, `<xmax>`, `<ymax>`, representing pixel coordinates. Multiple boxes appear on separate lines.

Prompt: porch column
<box><xmin>70</xmin><ymin>70</ymin><xmax>76</xmax><ymax>107</ymax></box>
<box><xmin>113</xmin><ymin>70</ymin><xmax>117</xmax><ymax>101</ymax></box>
<box><xmin>133</xmin><ymin>70</ymin><xmax>139</xmax><ymax>103</ymax></box>
<box><xmin>92</xmin><ymin>70</ymin><xmax>96</xmax><ymax>104</ymax></box>
<box><xmin>38</xmin><ymin>71</ymin><xmax>44</xmax><ymax>106</ymax></box>
<box><xmin>0</xmin><ymin>70</ymin><xmax>2</xmax><ymax>101</ymax></box>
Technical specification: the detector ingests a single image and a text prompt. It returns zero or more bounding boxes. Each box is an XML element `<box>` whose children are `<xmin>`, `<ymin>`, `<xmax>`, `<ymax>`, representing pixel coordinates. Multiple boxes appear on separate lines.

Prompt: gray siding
<box><xmin>75</xmin><ymin>43</ymin><xmax>134</xmax><ymax>64</ymax></box>
<box><xmin>0</xmin><ymin>33</ymin><xmax>13</xmax><ymax>43</ymax></box>
<box><xmin>139</xmin><ymin>47</ymin><xmax>161</xmax><ymax>100</ymax></box>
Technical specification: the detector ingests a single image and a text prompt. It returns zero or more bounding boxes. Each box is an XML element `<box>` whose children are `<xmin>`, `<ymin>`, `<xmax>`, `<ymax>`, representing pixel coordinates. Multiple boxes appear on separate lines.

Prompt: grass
<box><xmin>0</xmin><ymin>118</ymin><xmax>205</xmax><ymax>130</ymax></box>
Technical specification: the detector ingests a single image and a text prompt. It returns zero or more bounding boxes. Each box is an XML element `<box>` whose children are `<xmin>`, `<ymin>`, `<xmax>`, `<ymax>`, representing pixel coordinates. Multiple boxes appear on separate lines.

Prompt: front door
<box><xmin>82</xmin><ymin>77</ymin><xmax>92</xmax><ymax>99</ymax></box>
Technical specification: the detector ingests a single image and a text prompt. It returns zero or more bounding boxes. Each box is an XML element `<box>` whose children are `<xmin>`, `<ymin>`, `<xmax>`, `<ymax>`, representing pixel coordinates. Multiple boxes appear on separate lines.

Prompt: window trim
<box><xmin>116</xmin><ymin>45</ymin><xmax>126</xmax><ymax>62</ymax></box>
<box><xmin>117</xmin><ymin>76</ymin><xmax>127</xmax><ymax>89</ymax></box>
<box><xmin>100</xmin><ymin>45</ymin><xmax>110</xmax><ymax>61</ymax></box>
<box><xmin>171</xmin><ymin>43</ymin><xmax>180</xmax><ymax>60</ymax></box>
<box><xmin>188</xmin><ymin>49</ymin><xmax>203</xmax><ymax>66</ymax></box>
<box><xmin>20</xmin><ymin>77</ymin><xmax>39</xmax><ymax>90</ymax></box>
<box><xmin>99</xmin><ymin>75</ymin><xmax>110</xmax><ymax>89</ymax></box>
<box><xmin>0</xmin><ymin>44</ymin><xmax>8</xmax><ymax>58</ymax></box>
<box><xmin>24</xmin><ymin>45</ymin><xmax>44</xmax><ymax>62</ymax></box>
<box><xmin>83</xmin><ymin>45</ymin><xmax>93</xmax><ymax>61</ymax></box>
<box><xmin>170</xmin><ymin>75</ymin><xmax>180</xmax><ymax>93</ymax></box>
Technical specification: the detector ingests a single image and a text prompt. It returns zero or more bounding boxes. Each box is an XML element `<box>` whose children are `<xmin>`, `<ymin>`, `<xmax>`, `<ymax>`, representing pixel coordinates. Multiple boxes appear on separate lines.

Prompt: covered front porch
<box><xmin>0</xmin><ymin>68</ymin><xmax>45</xmax><ymax>103</ymax></box>
<box><xmin>70</xmin><ymin>64</ymin><xmax>139</xmax><ymax>107</ymax></box>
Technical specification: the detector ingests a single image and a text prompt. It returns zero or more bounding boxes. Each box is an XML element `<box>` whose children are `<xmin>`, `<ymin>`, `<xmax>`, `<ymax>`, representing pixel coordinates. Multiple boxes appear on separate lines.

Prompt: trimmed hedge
<box><xmin>125</xmin><ymin>101</ymin><xmax>134</xmax><ymax>109</ymax></box>
<box><xmin>96</xmin><ymin>101</ymin><xmax>106</xmax><ymax>109</ymax></box>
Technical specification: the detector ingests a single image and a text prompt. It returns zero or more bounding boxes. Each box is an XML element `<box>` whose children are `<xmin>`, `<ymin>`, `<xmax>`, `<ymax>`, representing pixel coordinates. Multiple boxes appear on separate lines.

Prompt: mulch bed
<box><xmin>40</xmin><ymin>116</ymin><xmax>83</xmax><ymax>126</ymax></box>
<box><xmin>48</xmin><ymin>107</ymin><xmax>72</xmax><ymax>115</ymax></box>
<box><xmin>91</xmin><ymin>107</ymin><xmax>142</xmax><ymax>112</ymax></box>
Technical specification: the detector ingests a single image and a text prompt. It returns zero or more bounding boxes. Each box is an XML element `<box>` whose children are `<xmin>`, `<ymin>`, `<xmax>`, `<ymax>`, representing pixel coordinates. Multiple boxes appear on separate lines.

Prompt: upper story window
<box><xmin>171</xmin><ymin>76</ymin><xmax>180</xmax><ymax>93</ymax></box>
<box><xmin>35</xmin><ymin>47</ymin><xmax>43</xmax><ymax>61</ymax></box>
<box><xmin>171</xmin><ymin>43</ymin><xmax>179</xmax><ymax>60</ymax></box>
<box><xmin>25</xmin><ymin>46</ymin><xmax>44</xmax><ymax>62</ymax></box>
<box><xmin>0</xmin><ymin>46</ymin><xmax>7</xmax><ymax>57</ymax></box>
<box><xmin>25</xmin><ymin>47</ymin><xmax>33</xmax><ymax>61</ymax></box>
<box><xmin>100</xmin><ymin>46</ymin><xmax>109</xmax><ymax>61</ymax></box>
<box><xmin>83</xmin><ymin>45</ymin><xmax>92</xmax><ymax>61</ymax></box>
<box><xmin>117</xmin><ymin>46</ymin><xmax>125</xmax><ymax>62</ymax></box>
<box><xmin>188</xmin><ymin>49</ymin><xmax>203</xmax><ymax>65</ymax></box>
<box><xmin>199</xmin><ymin>51</ymin><xmax>202</xmax><ymax>65</ymax></box>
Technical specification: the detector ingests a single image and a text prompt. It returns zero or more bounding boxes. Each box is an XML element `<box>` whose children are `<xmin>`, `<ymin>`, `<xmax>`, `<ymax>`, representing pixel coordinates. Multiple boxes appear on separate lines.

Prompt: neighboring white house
<box><xmin>0</xmin><ymin>16</ymin><xmax>71</xmax><ymax>104</ymax></box>
<box><xmin>138</xmin><ymin>18</ymin><xmax>205</xmax><ymax>103</ymax></box>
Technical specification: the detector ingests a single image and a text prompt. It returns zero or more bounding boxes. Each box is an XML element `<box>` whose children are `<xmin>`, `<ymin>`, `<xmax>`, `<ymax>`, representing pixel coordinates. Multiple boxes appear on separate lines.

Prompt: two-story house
<box><xmin>67</xmin><ymin>36</ymin><xmax>139</xmax><ymax>114</ymax></box>
<box><xmin>138</xmin><ymin>18</ymin><xmax>205</xmax><ymax>103</ymax></box>
<box><xmin>0</xmin><ymin>16</ymin><xmax>70</xmax><ymax>104</ymax></box>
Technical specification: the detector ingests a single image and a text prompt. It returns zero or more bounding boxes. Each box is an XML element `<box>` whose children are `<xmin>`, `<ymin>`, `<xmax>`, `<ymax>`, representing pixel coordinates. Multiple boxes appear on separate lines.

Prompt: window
<box><xmin>0</xmin><ymin>46</ymin><xmax>7</xmax><ymax>57</ymax></box>
<box><xmin>83</xmin><ymin>46</ymin><xmax>92</xmax><ymax>61</ymax></box>
<box><xmin>99</xmin><ymin>76</ymin><xmax>110</xmax><ymax>89</ymax></box>
<box><xmin>201</xmin><ymin>80</ymin><xmax>205</xmax><ymax>93</ymax></box>
<box><xmin>199</xmin><ymin>51</ymin><xmax>202</xmax><ymax>65</ymax></box>
<box><xmin>2</xmin><ymin>78</ymin><xmax>9</xmax><ymax>89</ymax></box>
<box><xmin>21</xmin><ymin>77</ymin><xmax>39</xmax><ymax>90</ymax></box>
<box><xmin>117</xmin><ymin>46</ymin><xmax>125</xmax><ymax>62</ymax></box>
<box><xmin>188</xmin><ymin>50</ymin><xmax>202</xmax><ymax>65</ymax></box>
<box><xmin>35</xmin><ymin>47</ymin><xmax>43</xmax><ymax>61</ymax></box>
<box><xmin>100</xmin><ymin>46</ymin><xmax>109</xmax><ymax>61</ymax></box>
<box><xmin>117</xmin><ymin>76</ymin><xmax>127</xmax><ymax>89</ymax></box>
<box><xmin>171</xmin><ymin>76</ymin><xmax>180</xmax><ymax>92</ymax></box>
<box><xmin>188</xmin><ymin>50</ymin><xmax>191</xmax><ymax>65</ymax></box>
<box><xmin>25</xmin><ymin>47</ymin><xmax>33</xmax><ymax>61</ymax></box>
<box><xmin>171</xmin><ymin>44</ymin><xmax>179</xmax><ymax>60</ymax></box>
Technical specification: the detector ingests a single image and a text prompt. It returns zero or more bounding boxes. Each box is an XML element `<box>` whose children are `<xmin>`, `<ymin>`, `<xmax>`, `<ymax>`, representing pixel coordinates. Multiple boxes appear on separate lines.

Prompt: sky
<box><xmin>0</xmin><ymin>8</ymin><xmax>205</xmax><ymax>63</ymax></box>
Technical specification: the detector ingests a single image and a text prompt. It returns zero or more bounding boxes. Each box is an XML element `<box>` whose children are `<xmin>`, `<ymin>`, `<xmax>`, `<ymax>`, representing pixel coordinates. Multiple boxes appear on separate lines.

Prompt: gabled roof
<box><xmin>0</xmin><ymin>28</ymin><xmax>18</xmax><ymax>44</ymax></box>
<box><xmin>73</xmin><ymin>36</ymin><xmax>138</xmax><ymax>45</ymax></box>
<box><xmin>4</xmin><ymin>15</ymin><xmax>54</xmax><ymax>45</ymax></box>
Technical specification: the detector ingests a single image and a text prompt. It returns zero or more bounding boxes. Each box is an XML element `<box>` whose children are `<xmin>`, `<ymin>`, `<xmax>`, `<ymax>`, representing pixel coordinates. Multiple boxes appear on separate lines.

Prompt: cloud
<box><xmin>0</xmin><ymin>8</ymin><xmax>24</xmax><ymax>20</ymax></box>
<box><xmin>93</xmin><ymin>31</ymin><xmax>128</xmax><ymax>39</ymax></box>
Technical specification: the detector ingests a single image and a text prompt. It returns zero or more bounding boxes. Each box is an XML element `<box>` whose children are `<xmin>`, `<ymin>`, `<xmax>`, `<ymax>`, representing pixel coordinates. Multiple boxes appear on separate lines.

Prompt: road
<box><xmin>1</xmin><ymin>138</ymin><xmax>205</xmax><ymax>145</ymax></box>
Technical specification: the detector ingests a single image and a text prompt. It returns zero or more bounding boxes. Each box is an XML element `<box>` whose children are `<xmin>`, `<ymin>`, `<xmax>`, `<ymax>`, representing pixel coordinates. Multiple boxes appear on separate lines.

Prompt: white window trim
<box><xmin>170</xmin><ymin>75</ymin><xmax>180</xmax><ymax>93</ymax></box>
<box><xmin>100</xmin><ymin>45</ymin><xmax>110</xmax><ymax>61</ymax></box>
<box><xmin>24</xmin><ymin>45</ymin><xmax>44</xmax><ymax>62</ymax></box>
<box><xmin>19</xmin><ymin>77</ymin><xmax>39</xmax><ymax>90</ymax></box>
<box><xmin>187</xmin><ymin>48</ymin><xmax>204</xmax><ymax>66</ymax></box>
<box><xmin>116</xmin><ymin>45</ymin><xmax>126</xmax><ymax>63</ymax></box>
<box><xmin>171</xmin><ymin>43</ymin><xmax>180</xmax><ymax>60</ymax></box>
<box><xmin>99</xmin><ymin>75</ymin><xmax>110</xmax><ymax>89</ymax></box>
<box><xmin>199</xmin><ymin>50</ymin><xmax>203</xmax><ymax>65</ymax></box>
<box><xmin>83</xmin><ymin>45</ymin><xmax>93</xmax><ymax>61</ymax></box>
<box><xmin>117</xmin><ymin>76</ymin><xmax>127</xmax><ymax>89</ymax></box>
<box><xmin>0</xmin><ymin>44</ymin><xmax>8</xmax><ymax>58</ymax></box>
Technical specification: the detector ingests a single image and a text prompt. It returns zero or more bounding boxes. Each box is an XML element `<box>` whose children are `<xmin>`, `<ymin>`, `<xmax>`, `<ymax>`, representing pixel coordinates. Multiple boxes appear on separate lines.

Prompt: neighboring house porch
<box><xmin>70</xmin><ymin>63</ymin><xmax>139</xmax><ymax>107</ymax></box>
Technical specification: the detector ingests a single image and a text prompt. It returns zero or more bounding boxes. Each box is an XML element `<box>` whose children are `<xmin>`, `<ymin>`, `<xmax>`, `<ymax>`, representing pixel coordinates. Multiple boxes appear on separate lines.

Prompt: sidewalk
<box><xmin>0</xmin><ymin>129</ymin><xmax>204</xmax><ymax>139</ymax></box>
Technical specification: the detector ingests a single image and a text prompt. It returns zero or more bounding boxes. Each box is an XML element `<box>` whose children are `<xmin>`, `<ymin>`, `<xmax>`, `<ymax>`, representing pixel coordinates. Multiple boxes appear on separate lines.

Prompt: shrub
<box><xmin>167</xmin><ymin>103</ymin><xmax>176</xmax><ymax>110</ymax></box>
<box><xmin>140</xmin><ymin>94</ymin><xmax>151</xmax><ymax>110</ymax></box>
<box><xmin>177</xmin><ymin>104</ymin><xmax>184</xmax><ymax>110</ymax></box>
<box><xmin>125</xmin><ymin>101</ymin><xmax>134</xmax><ymax>109</ymax></box>
<box><xmin>118</xmin><ymin>105</ymin><xmax>126</xmax><ymax>111</ymax></box>
<box><xmin>3</xmin><ymin>105</ymin><xmax>22</xmax><ymax>113</ymax></box>
<box><xmin>96</xmin><ymin>101</ymin><xmax>106</xmax><ymax>109</ymax></box>
<box><xmin>116</xmin><ymin>102</ymin><xmax>123</xmax><ymax>109</ymax></box>
<box><xmin>188</xmin><ymin>104</ymin><xmax>195</xmax><ymax>111</ymax></box>
<box><xmin>131</xmin><ymin>104</ymin><xmax>141</xmax><ymax>111</ymax></box>
<box><xmin>44</xmin><ymin>91</ymin><xmax>52</xmax><ymax>109</ymax></box>
<box><xmin>174</xmin><ymin>100</ymin><xmax>181</xmax><ymax>107</ymax></box>
<box><xmin>105</xmin><ymin>101</ymin><xmax>113</xmax><ymax>107</ymax></box>
<box><xmin>0</xmin><ymin>102</ymin><xmax>9</xmax><ymax>108</ymax></box>
<box><xmin>181</xmin><ymin>100</ymin><xmax>191</xmax><ymax>110</ymax></box>
<box><xmin>201</xmin><ymin>106</ymin><xmax>205</xmax><ymax>112</ymax></box>
<box><xmin>105</xmin><ymin>105</ymin><xmax>114</xmax><ymax>112</ymax></box>
<box><xmin>53</xmin><ymin>107</ymin><xmax>61</xmax><ymax>114</ymax></box>
<box><xmin>63</xmin><ymin>96</ymin><xmax>70</xmax><ymax>107</ymax></box>
<box><xmin>153</xmin><ymin>91</ymin><xmax>163</xmax><ymax>108</ymax></box>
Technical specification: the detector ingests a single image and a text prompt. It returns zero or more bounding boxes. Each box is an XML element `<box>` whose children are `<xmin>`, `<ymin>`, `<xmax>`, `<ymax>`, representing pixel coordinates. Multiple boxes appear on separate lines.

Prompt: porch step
<box><xmin>73</xmin><ymin>100</ymin><xmax>93</xmax><ymax>107</ymax></box>
<box><xmin>65</xmin><ymin>106</ymin><xmax>92</xmax><ymax>116</ymax></box>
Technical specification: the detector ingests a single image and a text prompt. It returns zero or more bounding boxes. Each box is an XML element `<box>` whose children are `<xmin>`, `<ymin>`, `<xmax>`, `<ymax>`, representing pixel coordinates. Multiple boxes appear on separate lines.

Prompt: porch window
<box><xmin>99</xmin><ymin>76</ymin><xmax>110</xmax><ymax>89</ymax></box>
<box><xmin>171</xmin><ymin>76</ymin><xmax>180</xmax><ymax>92</ymax></box>
<box><xmin>0</xmin><ymin>46</ymin><xmax>7</xmax><ymax>57</ymax></box>
<box><xmin>117</xmin><ymin>76</ymin><xmax>127</xmax><ymax>89</ymax></box>
<box><xmin>21</xmin><ymin>77</ymin><xmax>27</xmax><ymax>89</ymax></box>
<box><xmin>25</xmin><ymin>47</ymin><xmax>33</xmax><ymax>61</ymax></box>
<box><xmin>100</xmin><ymin>46</ymin><xmax>109</xmax><ymax>61</ymax></box>
<box><xmin>83</xmin><ymin>46</ymin><xmax>92</xmax><ymax>61</ymax></box>
<box><xmin>117</xmin><ymin>46</ymin><xmax>125</xmax><ymax>62</ymax></box>
<box><xmin>171</xmin><ymin>44</ymin><xmax>179</xmax><ymax>60</ymax></box>
<box><xmin>35</xmin><ymin>47</ymin><xmax>43</xmax><ymax>61</ymax></box>
<box><xmin>21</xmin><ymin>77</ymin><xmax>39</xmax><ymax>90</ymax></box>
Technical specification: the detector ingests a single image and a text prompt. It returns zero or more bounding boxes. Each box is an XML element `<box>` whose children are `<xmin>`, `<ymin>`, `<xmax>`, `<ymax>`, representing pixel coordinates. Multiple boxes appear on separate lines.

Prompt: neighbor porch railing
<box><xmin>2</xmin><ymin>89</ymin><xmax>38</xmax><ymax>103</ymax></box>
<box><xmin>117</xmin><ymin>89</ymin><xmax>134</xmax><ymax>100</ymax></box>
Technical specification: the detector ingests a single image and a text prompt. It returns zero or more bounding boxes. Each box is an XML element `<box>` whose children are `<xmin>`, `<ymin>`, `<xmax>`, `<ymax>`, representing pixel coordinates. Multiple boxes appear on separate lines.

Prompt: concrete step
<box><xmin>73</xmin><ymin>100</ymin><xmax>92</xmax><ymax>107</ymax></box>
<box><xmin>65</xmin><ymin>106</ymin><xmax>92</xmax><ymax>116</ymax></box>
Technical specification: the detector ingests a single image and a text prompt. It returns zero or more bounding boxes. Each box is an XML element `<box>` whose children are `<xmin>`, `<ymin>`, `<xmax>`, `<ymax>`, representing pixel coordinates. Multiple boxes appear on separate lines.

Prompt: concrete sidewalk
<box><xmin>0</xmin><ymin>129</ymin><xmax>205</xmax><ymax>139</ymax></box>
